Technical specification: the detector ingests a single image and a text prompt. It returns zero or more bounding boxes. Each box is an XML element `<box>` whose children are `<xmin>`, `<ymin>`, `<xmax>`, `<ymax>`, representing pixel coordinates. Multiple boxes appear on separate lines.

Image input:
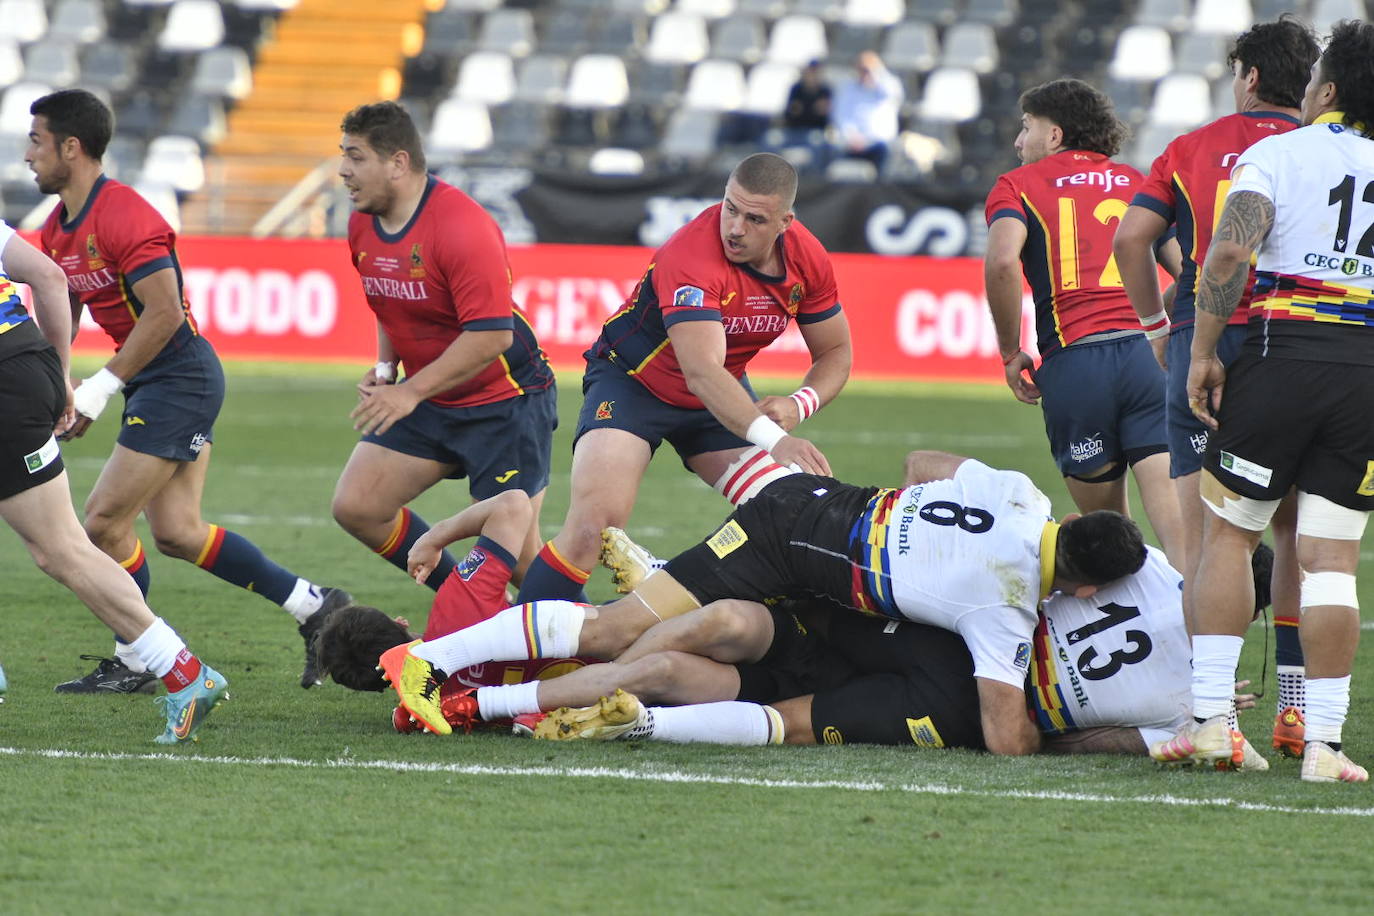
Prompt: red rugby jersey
<box><xmin>40</xmin><ymin>175</ymin><xmax>198</xmax><ymax>353</ymax></box>
<box><xmin>1132</xmin><ymin>111</ymin><xmax>1300</xmax><ymax>328</ymax></box>
<box><xmin>985</xmin><ymin>150</ymin><xmax>1143</xmax><ymax>357</ymax></box>
<box><xmin>347</xmin><ymin>177</ymin><xmax>552</xmax><ymax>408</ymax></box>
<box><xmin>588</xmin><ymin>203</ymin><xmax>842</xmax><ymax>409</ymax></box>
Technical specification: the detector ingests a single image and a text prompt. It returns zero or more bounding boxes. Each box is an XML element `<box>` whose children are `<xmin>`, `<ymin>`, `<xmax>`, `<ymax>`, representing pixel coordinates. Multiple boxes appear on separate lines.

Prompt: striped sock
<box><xmin>515</xmin><ymin>541</ymin><xmax>590</xmax><ymax>602</ymax></box>
<box><xmin>713</xmin><ymin>446</ymin><xmax>797</xmax><ymax>505</ymax></box>
<box><xmin>120</xmin><ymin>539</ymin><xmax>151</xmax><ymax>597</ymax></box>
<box><xmin>193</xmin><ymin>524</ymin><xmax>299</xmax><ymax>605</ymax></box>
<box><xmin>375</xmin><ymin>508</ymin><xmax>457</xmax><ymax>591</ymax></box>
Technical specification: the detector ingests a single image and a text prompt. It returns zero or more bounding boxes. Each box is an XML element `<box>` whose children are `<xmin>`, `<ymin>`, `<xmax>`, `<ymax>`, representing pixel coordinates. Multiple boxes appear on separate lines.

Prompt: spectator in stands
<box><xmin>830</xmin><ymin>51</ymin><xmax>903</xmax><ymax>172</ymax></box>
<box><xmin>779</xmin><ymin>60</ymin><xmax>833</xmax><ymax>173</ymax></box>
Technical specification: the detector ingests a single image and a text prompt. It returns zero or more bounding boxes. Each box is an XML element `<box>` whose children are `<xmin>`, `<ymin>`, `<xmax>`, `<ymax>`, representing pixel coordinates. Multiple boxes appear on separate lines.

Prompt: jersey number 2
<box><xmin>1057</xmin><ymin>197</ymin><xmax>1128</xmax><ymax>290</ymax></box>
<box><xmin>1328</xmin><ymin>175</ymin><xmax>1374</xmax><ymax>257</ymax></box>
<box><xmin>1064</xmin><ymin>601</ymin><xmax>1152</xmax><ymax>681</ymax></box>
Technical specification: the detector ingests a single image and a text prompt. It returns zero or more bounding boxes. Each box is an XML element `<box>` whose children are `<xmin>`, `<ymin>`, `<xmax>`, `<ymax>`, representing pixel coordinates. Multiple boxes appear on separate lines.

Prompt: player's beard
<box><xmin>353</xmin><ymin>184</ymin><xmax>394</xmax><ymax>217</ymax></box>
<box><xmin>34</xmin><ymin>161</ymin><xmax>70</xmax><ymax>196</ymax></box>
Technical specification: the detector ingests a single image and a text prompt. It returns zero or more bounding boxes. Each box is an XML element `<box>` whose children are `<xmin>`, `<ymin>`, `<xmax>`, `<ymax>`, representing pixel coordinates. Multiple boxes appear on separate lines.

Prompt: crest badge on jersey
<box><xmin>457</xmin><ymin>547</ymin><xmax>488</xmax><ymax>581</ymax></box>
<box><xmin>673</xmin><ymin>285</ymin><xmax>705</xmax><ymax>309</ymax></box>
<box><xmin>786</xmin><ymin>282</ymin><xmax>804</xmax><ymax>315</ymax></box>
<box><xmin>85</xmin><ymin>233</ymin><xmax>103</xmax><ymax>270</ymax></box>
<box><xmin>1013</xmin><ymin>641</ymin><xmax>1032</xmax><ymax>671</ymax></box>
<box><xmin>409</xmin><ymin>243</ymin><xmax>425</xmax><ymax>278</ymax></box>
<box><xmin>595</xmin><ymin>399</ymin><xmax>614</xmax><ymax>420</ymax></box>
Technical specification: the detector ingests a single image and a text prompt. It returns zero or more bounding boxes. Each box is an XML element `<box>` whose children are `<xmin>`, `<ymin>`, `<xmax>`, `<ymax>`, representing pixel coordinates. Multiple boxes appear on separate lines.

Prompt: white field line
<box><xmin>1</xmin><ymin>746</ymin><xmax>1371</xmax><ymax>817</ymax></box>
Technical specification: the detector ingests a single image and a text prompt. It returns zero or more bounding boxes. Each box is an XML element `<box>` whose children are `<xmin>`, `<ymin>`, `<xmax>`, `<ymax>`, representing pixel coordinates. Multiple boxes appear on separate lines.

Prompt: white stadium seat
<box><xmin>1109</xmin><ymin>26</ymin><xmax>1172</xmax><ymax>83</ymax></box>
<box><xmin>158</xmin><ymin>0</ymin><xmax>226</xmax><ymax>53</ymax></box>
<box><xmin>0</xmin><ymin>82</ymin><xmax>52</xmax><ymax>137</ymax></box>
<box><xmin>842</xmin><ymin>0</ymin><xmax>904</xmax><ymax>27</ymax></box>
<box><xmin>429</xmin><ymin>99</ymin><xmax>493</xmax><ymax>154</ymax></box>
<box><xmin>918</xmin><ymin>67</ymin><xmax>980</xmax><ymax>122</ymax></box>
<box><xmin>677</xmin><ymin>0</ymin><xmax>736</xmax><ymax>18</ymax></box>
<box><xmin>0</xmin><ymin>0</ymin><xmax>47</xmax><ymax>44</ymax></box>
<box><xmin>766</xmin><ymin>15</ymin><xmax>827</xmax><ymax>66</ymax></box>
<box><xmin>453</xmin><ymin>52</ymin><xmax>516</xmax><ymax>105</ymax></box>
<box><xmin>566</xmin><ymin>55</ymin><xmax>629</xmax><ymax>108</ymax></box>
<box><xmin>684</xmin><ymin>59</ymin><xmax>746</xmax><ymax>111</ymax></box>
<box><xmin>742</xmin><ymin>61</ymin><xmax>798</xmax><ymax>115</ymax></box>
<box><xmin>646</xmin><ymin>13</ymin><xmax>711</xmax><ymax>64</ymax></box>
<box><xmin>141</xmin><ymin>135</ymin><xmax>205</xmax><ymax>193</ymax></box>
<box><xmin>1192</xmin><ymin>0</ymin><xmax>1252</xmax><ymax>35</ymax></box>
<box><xmin>1148</xmin><ymin>73</ymin><xmax>1212</xmax><ymax>128</ymax></box>
<box><xmin>588</xmin><ymin>147</ymin><xmax>646</xmax><ymax>175</ymax></box>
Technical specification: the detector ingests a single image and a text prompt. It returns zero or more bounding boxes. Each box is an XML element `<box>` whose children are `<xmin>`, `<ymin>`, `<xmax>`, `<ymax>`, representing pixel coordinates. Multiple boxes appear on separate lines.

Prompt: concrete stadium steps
<box><xmin>183</xmin><ymin>0</ymin><xmax>432</xmax><ymax>234</ymax></box>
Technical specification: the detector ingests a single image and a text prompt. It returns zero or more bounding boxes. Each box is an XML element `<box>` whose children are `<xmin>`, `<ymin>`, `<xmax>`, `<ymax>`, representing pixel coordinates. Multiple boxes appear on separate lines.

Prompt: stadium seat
<box><xmin>882</xmin><ymin>20</ymin><xmax>939</xmax><ymax>73</ymax></box>
<box><xmin>402</xmin><ymin>52</ymin><xmax>453</xmax><ymax>102</ymax></box>
<box><xmin>825</xmin><ymin>156</ymin><xmax>878</xmax><ymax>182</ymax></box>
<box><xmin>646</xmin><ymin>13</ymin><xmax>710</xmax><ymax>64</ymax></box>
<box><xmin>490</xmin><ymin>101</ymin><xmax>551</xmax><ymax>151</ymax></box>
<box><xmin>610</xmin><ymin>103</ymin><xmax>661</xmax><ymax>148</ymax></box>
<box><xmin>22</xmin><ymin>41</ymin><xmax>79</xmax><ymax>88</ymax></box>
<box><xmin>104</xmin><ymin>135</ymin><xmax>146</xmax><ymax>182</ymax></box>
<box><xmin>963</xmin><ymin>0</ymin><xmax>1020</xmax><ymax>27</ymax></box>
<box><xmin>1104</xmin><ymin>77</ymin><xmax>1155</xmax><ymax>126</ymax></box>
<box><xmin>142</xmin><ymin>135</ymin><xmax>205</xmax><ymax>193</ymax></box>
<box><xmin>0</xmin><ymin>0</ymin><xmax>47</xmax><ymax>45</ymax></box>
<box><xmin>514</xmin><ymin>54</ymin><xmax>568</xmax><ymax>104</ymax></box>
<box><xmin>917</xmin><ymin>67</ymin><xmax>980</xmax><ymax>122</ymax></box>
<box><xmin>444</xmin><ymin>0</ymin><xmax>501</xmax><ymax>11</ymax></box>
<box><xmin>422</xmin><ymin>8</ymin><xmax>478</xmax><ymax>56</ymax></box>
<box><xmin>1173</xmin><ymin>32</ymin><xmax>1228</xmax><ymax>80</ymax></box>
<box><xmin>190</xmin><ymin>46</ymin><xmax>253</xmax><ymax>100</ymax></box>
<box><xmin>831</xmin><ymin>25</ymin><xmax>884</xmax><ymax>64</ymax></box>
<box><xmin>684</xmin><ymin>59</ymin><xmax>746</xmax><ymax>110</ymax></box>
<box><xmin>589</xmin><ymin>18</ymin><xmax>648</xmax><ymax>56</ymax></box>
<box><xmin>158</xmin><ymin>1</ymin><xmax>225</xmax><ymax>53</ymax></box>
<box><xmin>1129</xmin><ymin>121</ymin><xmax>1180</xmax><ymax>169</ymax></box>
<box><xmin>116</xmin><ymin>91</ymin><xmax>166</xmax><ymax>140</ymax></box>
<box><xmin>678</xmin><ymin>0</ymin><xmax>737</xmax><ymax>17</ymax></box>
<box><xmin>49</xmin><ymin>0</ymin><xmax>107</xmax><ymax>45</ymax></box>
<box><xmin>1148</xmin><ymin>73</ymin><xmax>1212</xmax><ymax>128</ymax></box>
<box><xmin>453</xmin><ymin>51</ymin><xmax>516</xmax><ymax>105</ymax></box>
<box><xmin>904</xmin><ymin>0</ymin><xmax>961</xmax><ymax>26</ymax></box>
<box><xmin>941</xmin><ymin>23</ymin><xmax>998</xmax><ymax>75</ymax></box>
<box><xmin>478</xmin><ymin>9</ymin><xmax>536</xmax><ymax>57</ymax></box>
<box><xmin>1193</xmin><ymin>0</ymin><xmax>1252</xmax><ymax>34</ymax></box>
<box><xmin>660</xmin><ymin>107</ymin><xmax>720</xmax><ymax>160</ymax></box>
<box><xmin>711</xmin><ymin>15</ymin><xmax>766</xmax><ymax>63</ymax></box>
<box><xmin>735</xmin><ymin>0</ymin><xmax>788</xmax><ymax>15</ymax></box>
<box><xmin>132</xmin><ymin>180</ymin><xmax>181</xmax><ymax>231</ymax></box>
<box><xmin>766</xmin><ymin>15</ymin><xmax>828</xmax><ymax>66</ymax></box>
<box><xmin>566</xmin><ymin>55</ymin><xmax>630</xmax><ymax>107</ymax></box>
<box><xmin>1312</xmin><ymin>0</ymin><xmax>1364</xmax><ymax>33</ymax></box>
<box><xmin>841</xmin><ymin>0</ymin><xmax>904</xmax><ymax>27</ymax></box>
<box><xmin>742</xmin><ymin>61</ymin><xmax>798</xmax><ymax>115</ymax></box>
<box><xmin>588</xmin><ymin>147</ymin><xmax>646</xmax><ymax>175</ymax></box>
<box><xmin>0</xmin><ymin>41</ymin><xmax>21</xmax><ymax>89</ymax></box>
<box><xmin>429</xmin><ymin>98</ymin><xmax>493</xmax><ymax>154</ymax></box>
<box><xmin>628</xmin><ymin>60</ymin><xmax>687</xmax><ymax>105</ymax></box>
<box><xmin>1133</xmin><ymin>0</ymin><xmax>1190</xmax><ymax>31</ymax></box>
<box><xmin>220</xmin><ymin>5</ymin><xmax>272</xmax><ymax>54</ymax></box>
<box><xmin>0</xmin><ymin>82</ymin><xmax>51</xmax><ymax>138</ymax></box>
<box><xmin>1108</xmin><ymin>26</ymin><xmax>1172</xmax><ymax>82</ymax></box>
<box><xmin>538</xmin><ymin>8</ymin><xmax>594</xmax><ymax>57</ymax></box>
<box><xmin>166</xmin><ymin>94</ymin><xmax>226</xmax><ymax>146</ymax></box>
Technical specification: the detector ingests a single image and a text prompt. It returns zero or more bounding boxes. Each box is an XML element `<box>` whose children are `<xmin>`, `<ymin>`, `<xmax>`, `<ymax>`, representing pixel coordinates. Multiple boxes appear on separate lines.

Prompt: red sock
<box><xmin>161</xmin><ymin>649</ymin><xmax>204</xmax><ymax>692</ymax></box>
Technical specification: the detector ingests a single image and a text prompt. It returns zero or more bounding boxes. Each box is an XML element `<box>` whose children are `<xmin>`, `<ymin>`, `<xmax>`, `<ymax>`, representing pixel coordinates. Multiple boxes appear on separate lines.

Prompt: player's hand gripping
<box><xmin>62</xmin><ymin>367</ymin><xmax>123</xmax><ymax>440</ymax></box>
<box><xmin>352</xmin><ymin>381</ymin><xmax>421</xmax><ymax>436</ymax></box>
<box><xmin>407</xmin><ymin>530</ymin><xmax>443</xmax><ymax>585</ymax></box>
<box><xmin>755</xmin><ymin>394</ymin><xmax>802</xmax><ymax>431</ymax></box>
<box><xmin>770</xmin><ymin>435</ymin><xmax>831</xmax><ymax>476</ymax></box>
<box><xmin>1186</xmin><ymin>353</ymin><xmax>1225</xmax><ymax>430</ymax></box>
<box><xmin>1002</xmin><ymin>351</ymin><xmax>1040</xmax><ymax>405</ymax></box>
<box><xmin>54</xmin><ymin>378</ymin><xmax>77</xmax><ymax>437</ymax></box>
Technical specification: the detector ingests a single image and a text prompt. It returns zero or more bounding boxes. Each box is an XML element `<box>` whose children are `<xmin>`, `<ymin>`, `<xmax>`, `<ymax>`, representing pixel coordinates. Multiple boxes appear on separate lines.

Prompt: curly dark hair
<box><xmin>1318</xmin><ymin>20</ymin><xmax>1374</xmax><ymax>137</ymax></box>
<box><xmin>1227</xmin><ymin>15</ymin><xmax>1319</xmax><ymax>110</ymax></box>
<box><xmin>340</xmin><ymin>100</ymin><xmax>427</xmax><ymax>172</ymax></box>
<box><xmin>1056</xmin><ymin>511</ymin><xmax>1147</xmax><ymax>586</ymax></box>
<box><xmin>316</xmin><ymin>604</ymin><xmax>413</xmax><ymax>692</ymax></box>
<box><xmin>1019</xmin><ymin>78</ymin><xmax>1128</xmax><ymax>157</ymax></box>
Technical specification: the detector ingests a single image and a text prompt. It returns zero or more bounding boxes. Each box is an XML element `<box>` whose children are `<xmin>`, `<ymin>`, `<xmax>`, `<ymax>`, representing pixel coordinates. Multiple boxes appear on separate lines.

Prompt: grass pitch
<box><xmin>2</xmin><ymin>362</ymin><xmax>1373</xmax><ymax>914</ymax></box>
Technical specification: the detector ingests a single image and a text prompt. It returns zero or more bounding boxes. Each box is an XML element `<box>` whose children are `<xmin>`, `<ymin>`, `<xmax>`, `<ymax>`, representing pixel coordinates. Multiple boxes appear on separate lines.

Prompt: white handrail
<box><xmin>251</xmin><ymin>157</ymin><xmax>338</xmax><ymax>238</ymax></box>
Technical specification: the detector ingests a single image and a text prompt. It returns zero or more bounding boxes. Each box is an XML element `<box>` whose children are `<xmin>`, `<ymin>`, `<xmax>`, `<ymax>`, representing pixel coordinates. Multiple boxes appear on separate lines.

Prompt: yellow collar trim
<box><xmin>1039</xmin><ymin>520</ymin><xmax>1060</xmax><ymax>600</ymax></box>
<box><xmin>1314</xmin><ymin>110</ymin><xmax>1368</xmax><ymax>133</ymax></box>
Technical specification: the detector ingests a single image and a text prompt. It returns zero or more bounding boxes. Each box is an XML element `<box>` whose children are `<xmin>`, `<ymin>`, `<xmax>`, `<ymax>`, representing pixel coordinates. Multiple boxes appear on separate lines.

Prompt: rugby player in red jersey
<box><xmin>331</xmin><ymin>102</ymin><xmax>556</xmax><ymax>601</ymax></box>
<box><xmin>983</xmin><ymin>78</ymin><xmax>1183</xmax><ymax>569</ymax></box>
<box><xmin>516</xmin><ymin>152</ymin><xmax>853</xmax><ymax>603</ymax></box>
<box><xmin>1114</xmin><ymin>18</ymin><xmax>1319</xmax><ymax>755</ymax></box>
<box><xmin>26</xmin><ymin>89</ymin><xmax>346</xmax><ymax>693</ymax></box>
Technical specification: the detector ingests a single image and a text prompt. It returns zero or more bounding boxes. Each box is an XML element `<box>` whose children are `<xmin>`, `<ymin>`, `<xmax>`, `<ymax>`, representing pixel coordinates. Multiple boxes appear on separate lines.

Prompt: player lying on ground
<box><xmin>381</xmin><ymin>451</ymin><xmax>1148</xmax><ymax>755</ymax></box>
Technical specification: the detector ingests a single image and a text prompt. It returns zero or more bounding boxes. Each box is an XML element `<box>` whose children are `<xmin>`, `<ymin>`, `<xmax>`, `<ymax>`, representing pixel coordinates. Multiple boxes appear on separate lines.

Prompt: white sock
<box><xmin>713</xmin><ymin>447</ymin><xmax>797</xmax><ymax>505</ymax></box>
<box><xmin>414</xmin><ymin>600</ymin><xmax>586</xmax><ymax>672</ymax></box>
<box><xmin>1191</xmin><ymin>634</ymin><xmax>1244</xmax><ymax>720</ymax></box>
<box><xmin>114</xmin><ymin>640</ymin><xmax>147</xmax><ymax>674</ymax></box>
<box><xmin>644</xmin><ymin>702</ymin><xmax>784</xmax><ymax>745</ymax></box>
<box><xmin>1276</xmin><ymin>665</ymin><xmax>1306</xmax><ymax>714</ymax></box>
<box><xmin>281</xmin><ymin>579</ymin><xmax>323</xmax><ymax>622</ymax></box>
<box><xmin>1305</xmin><ymin>675</ymin><xmax>1351</xmax><ymax>745</ymax></box>
<box><xmin>127</xmin><ymin>617</ymin><xmax>188</xmax><ymax>679</ymax></box>
<box><xmin>475</xmin><ymin>682</ymin><xmax>542</xmax><ymax>720</ymax></box>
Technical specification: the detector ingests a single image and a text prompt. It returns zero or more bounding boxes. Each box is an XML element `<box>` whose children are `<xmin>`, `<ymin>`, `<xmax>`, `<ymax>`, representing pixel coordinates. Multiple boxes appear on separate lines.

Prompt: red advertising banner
<box><xmin>71</xmin><ymin>237</ymin><xmax>1037</xmax><ymax>384</ymax></box>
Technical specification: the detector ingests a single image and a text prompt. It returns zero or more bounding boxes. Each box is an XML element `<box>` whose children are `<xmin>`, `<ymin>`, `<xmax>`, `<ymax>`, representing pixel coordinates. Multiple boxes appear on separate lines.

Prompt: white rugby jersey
<box><xmin>1228</xmin><ymin>112</ymin><xmax>1374</xmax><ymax>364</ymax></box>
<box><xmin>851</xmin><ymin>459</ymin><xmax>1053</xmax><ymax>687</ymax></box>
<box><xmin>1028</xmin><ymin>547</ymin><xmax>1192</xmax><ymax>746</ymax></box>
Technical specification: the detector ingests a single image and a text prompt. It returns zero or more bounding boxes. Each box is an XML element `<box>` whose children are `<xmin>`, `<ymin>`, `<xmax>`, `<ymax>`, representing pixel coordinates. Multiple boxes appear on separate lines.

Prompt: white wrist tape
<box><xmin>374</xmin><ymin>361</ymin><xmax>396</xmax><ymax>382</ymax></box>
<box><xmin>72</xmin><ymin>367</ymin><xmax>123</xmax><ymax>421</ymax></box>
<box><xmin>745</xmin><ymin>415</ymin><xmax>787</xmax><ymax>452</ymax></box>
<box><xmin>1139</xmin><ymin>310</ymin><xmax>1170</xmax><ymax>341</ymax></box>
<box><xmin>789</xmin><ymin>386</ymin><xmax>820</xmax><ymax>422</ymax></box>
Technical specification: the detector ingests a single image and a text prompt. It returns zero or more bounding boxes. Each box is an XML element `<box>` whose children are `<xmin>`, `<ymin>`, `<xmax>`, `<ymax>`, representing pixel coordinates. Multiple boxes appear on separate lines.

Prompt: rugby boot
<box><xmin>298</xmin><ymin>587</ymin><xmax>355</xmax><ymax>688</ymax></box>
<box><xmin>1149</xmin><ymin>714</ymin><xmax>1235</xmax><ymax>766</ymax></box>
<box><xmin>1214</xmin><ymin>729</ymin><xmax>1270</xmax><ymax>772</ymax></box>
<box><xmin>599</xmin><ymin>527</ymin><xmax>660</xmax><ymax>594</ymax></box>
<box><xmin>1272</xmin><ymin>706</ymin><xmax>1306</xmax><ymax>759</ymax></box>
<box><xmin>378</xmin><ymin>640</ymin><xmax>450</xmax><ymax>735</ymax></box>
<box><xmin>54</xmin><ymin>655</ymin><xmax>157</xmax><ymax>694</ymax></box>
<box><xmin>534</xmin><ymin>689</ymin><xmax>647</xmax><ymax>741</ymax></box>
<box><xmin>1301</xmin><ymin>742</ymin><xmax>1369</xmax><ymax>784</ymax></box>
<box><xmin>154</xmin><ymin>664</ymin><xmax>229</xmax><ymax>744</ymax></box>
<box><xmin>512</xmin><ymin>712</ymin><xmax>547</xmax><ymax>737</ymax></box>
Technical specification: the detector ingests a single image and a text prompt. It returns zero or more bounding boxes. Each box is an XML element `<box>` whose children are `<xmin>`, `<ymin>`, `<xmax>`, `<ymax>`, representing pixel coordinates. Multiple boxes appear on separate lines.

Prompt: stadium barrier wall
<box><xmin>71</xmin><ymin>237</ymin><xmax>1039</xmax><ymax>383</ymax></box>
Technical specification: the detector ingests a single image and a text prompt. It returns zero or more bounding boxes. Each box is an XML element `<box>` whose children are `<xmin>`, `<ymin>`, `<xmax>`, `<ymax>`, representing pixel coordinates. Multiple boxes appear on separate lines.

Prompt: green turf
<box><xmin>2</xmin><ymin>363</ymin><xmax>1372</xmax><ymax>913</ymax></box>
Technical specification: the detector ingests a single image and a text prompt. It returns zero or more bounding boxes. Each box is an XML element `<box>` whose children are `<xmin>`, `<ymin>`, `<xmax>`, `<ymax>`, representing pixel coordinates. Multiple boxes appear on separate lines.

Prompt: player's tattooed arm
<box><xmin>1042</xmin><ymin>726</ymin><xmax>1147</xmax><ymax>755</ymax></box>
<box><xmin>1194</xmin><ymin>191</ymin><xmax>1275</xmax><ymax>323</ymax></box>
